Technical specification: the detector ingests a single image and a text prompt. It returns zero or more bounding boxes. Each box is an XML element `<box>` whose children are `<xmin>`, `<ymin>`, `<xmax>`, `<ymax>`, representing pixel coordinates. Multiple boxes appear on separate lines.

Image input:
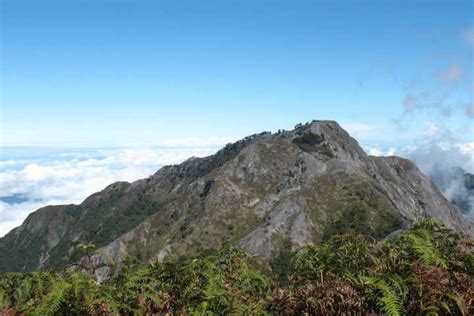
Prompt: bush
<box><xmin>1</xmin><ymin>220</ymin><xmax>472</xmax><ymax>315</ymax></box>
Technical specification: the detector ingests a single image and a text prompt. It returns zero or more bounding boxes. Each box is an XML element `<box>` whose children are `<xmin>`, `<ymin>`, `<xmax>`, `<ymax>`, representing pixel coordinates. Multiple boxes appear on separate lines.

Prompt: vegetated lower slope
<box><xmin>1</xmin><ymin>220</ymin><xmax>472</xmax><ymax>315</ymax></box>
<box><xmin>0</xmin><ymin>120</ymin><xmax>472</xmax><ymax>279</ymax></box>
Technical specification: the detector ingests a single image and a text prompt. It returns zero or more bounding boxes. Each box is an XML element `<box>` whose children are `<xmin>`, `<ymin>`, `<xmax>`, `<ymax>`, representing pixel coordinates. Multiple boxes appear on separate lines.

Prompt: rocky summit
<box><xmin>1</xmin><ymin>120</ymin><xmax>472</xmax><ymax>281</ymax></box>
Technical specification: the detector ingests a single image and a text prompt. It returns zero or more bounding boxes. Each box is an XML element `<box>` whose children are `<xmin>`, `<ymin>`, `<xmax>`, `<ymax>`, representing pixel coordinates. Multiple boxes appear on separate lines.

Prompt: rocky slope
<box><xmin>1</xmin><ymin>120</ymin><xmax>472</xmax><ymax>279</ymax></box>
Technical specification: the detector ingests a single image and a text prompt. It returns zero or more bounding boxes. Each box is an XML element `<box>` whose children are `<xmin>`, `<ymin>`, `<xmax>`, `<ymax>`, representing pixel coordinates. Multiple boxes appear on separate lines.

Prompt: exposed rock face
<box><xmin>1</xmin><ymin>120</ymin><xmax>472</xmax><ymax>278</ymax></box>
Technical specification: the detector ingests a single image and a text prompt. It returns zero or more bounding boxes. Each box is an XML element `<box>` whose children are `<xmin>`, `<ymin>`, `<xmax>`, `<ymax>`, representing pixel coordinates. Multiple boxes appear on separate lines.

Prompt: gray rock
<box><xmin>1</xmin><ymin>120</ymin><xmax>472</xmax><ymax>278</ymax></box>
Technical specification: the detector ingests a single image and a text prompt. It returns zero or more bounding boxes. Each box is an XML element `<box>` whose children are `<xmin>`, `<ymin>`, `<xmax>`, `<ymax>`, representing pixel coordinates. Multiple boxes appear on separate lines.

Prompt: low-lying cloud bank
<box><xmin>0</xmin><ymin>147</ymin><xmax>219</xmax><ymax>237</ymax></box>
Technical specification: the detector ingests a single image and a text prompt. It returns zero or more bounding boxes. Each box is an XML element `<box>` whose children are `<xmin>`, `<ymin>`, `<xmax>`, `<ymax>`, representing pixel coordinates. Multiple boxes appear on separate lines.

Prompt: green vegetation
<box><xmin>47</xmin><ymin>191</ymin><xmax>162</xmax><ymax>271</ymax></box>
<box><xmin>1</xmin><ymin>220</ymin><xmax>472</xmax><ymax>315</ymax></box>
<box><xmin>0</xmin><ymin>205</ymin><xmax>78</xmax><ymax>273</ymax></box>
<box><xmin>0</xmin><ymin>229</ymin><xmax>49</xmax><ymax>274</ymax></box>
<box><xmin>292</xmin><ymin>132</ymin><xmax>335</xmax><ymax>157</ymax></box>
<box><xmin>321</xmin><ymin>179</ymin><xmax>403</xmax><ymax>241</ymax></box>
<box><xmin>323</xmin><ymin>205</ymin><xmax>402</xmax><ymax>241</ymax></box>
<box><xmin>293</xmin><ymin>132</ymin><xmax>324</xmax><ymax>151</ymax></box>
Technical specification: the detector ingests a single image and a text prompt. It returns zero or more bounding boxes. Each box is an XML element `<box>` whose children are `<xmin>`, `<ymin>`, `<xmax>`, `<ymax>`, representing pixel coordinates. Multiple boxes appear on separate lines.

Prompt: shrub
<box><xmin>1</xmin><ymin>220</ymin><xmax>472</xmax><ymax>315</ymax></box>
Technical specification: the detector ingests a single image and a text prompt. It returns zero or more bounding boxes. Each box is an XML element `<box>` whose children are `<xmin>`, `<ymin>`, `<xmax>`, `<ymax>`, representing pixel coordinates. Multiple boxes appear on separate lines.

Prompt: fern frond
<box><xmin>361</xmin><ymin>275</ymin><xmax>405</xmax><ymax>316</ymax></box>
<box><xmin>33</xmin><ymin>281</ymin><xmax>70</xmax><ymax>315</ymax></box>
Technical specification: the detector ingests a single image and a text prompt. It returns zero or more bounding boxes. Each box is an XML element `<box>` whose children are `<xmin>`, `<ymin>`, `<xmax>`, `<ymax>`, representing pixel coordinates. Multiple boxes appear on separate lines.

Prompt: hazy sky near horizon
<box><xmin>1</xmin><ymin>0</ymin><xmax>473</xmax><ymax>147</ymax></box>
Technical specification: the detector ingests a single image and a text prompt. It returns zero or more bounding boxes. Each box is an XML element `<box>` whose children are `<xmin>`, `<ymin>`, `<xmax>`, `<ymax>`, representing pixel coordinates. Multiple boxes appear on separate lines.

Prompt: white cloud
<box><xmin>402</xmin><ymin>138</ymin><xmax>474</xmax><ymax>174</ymax></box>
<box><xmin>0</xmin><ymin>147</ymin><xmax>219</xmax><ymax>236</ymax></box>
<box><xmin>436</xmin><ymin>63</ymin><xmax>463</xmax><ymax>84</ymax></box>
<box><xmin>364</xmin><ymin>137</ymin><xmax>473</xmax><ymax>173</ymax></box>
<box><xmin>363</xmin><ymin>145</ymin><xmax>397</xmax><ymax>157</ymax></box>
<box><xmin>456</xmin><ymin>142</ymin><xmax>474</xmax><ymax>156</ymax></box>
<box><xmin>424</xmin><ymin>122</ymin><xmax>440</xmax><ymax>136</ymax></box>
<box><xmin>397</xmin><ymin>57</ymin><xmax>471</xmax><ymax>120</ymax></box>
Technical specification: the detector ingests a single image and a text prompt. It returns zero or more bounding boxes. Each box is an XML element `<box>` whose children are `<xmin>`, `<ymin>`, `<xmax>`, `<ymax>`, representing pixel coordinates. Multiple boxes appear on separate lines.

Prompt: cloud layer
<box><xmin>0</xmin><ymin>147</ymin><xmax>219</xmax><ymax>236</ymax></box>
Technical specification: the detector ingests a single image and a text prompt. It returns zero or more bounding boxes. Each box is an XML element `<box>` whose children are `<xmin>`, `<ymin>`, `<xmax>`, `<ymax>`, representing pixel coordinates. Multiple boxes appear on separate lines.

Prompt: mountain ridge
<box><xmin>1</xmin><ymin>120</ymin><xmax>472</xmax><ymax>280</ymax></box>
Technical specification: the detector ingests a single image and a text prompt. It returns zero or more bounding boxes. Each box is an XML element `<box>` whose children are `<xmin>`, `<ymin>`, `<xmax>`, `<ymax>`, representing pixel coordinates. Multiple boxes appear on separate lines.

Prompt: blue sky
<box><xmin>1</xmin><ymin>0</ymin><xmax>472</xmax><ymax>147</ymax></box>
<box><xmin>0</xmin><ymin>0</ymin><xmax>473</xmax><ymax>236</ymax></box>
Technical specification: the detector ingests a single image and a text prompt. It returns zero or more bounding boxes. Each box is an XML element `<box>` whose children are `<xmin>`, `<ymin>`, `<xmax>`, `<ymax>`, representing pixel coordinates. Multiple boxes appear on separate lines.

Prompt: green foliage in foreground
<box><xmin>1</xmin><ymin>220</ymin><xmax>473</xmax><ymax>315</ymax></box>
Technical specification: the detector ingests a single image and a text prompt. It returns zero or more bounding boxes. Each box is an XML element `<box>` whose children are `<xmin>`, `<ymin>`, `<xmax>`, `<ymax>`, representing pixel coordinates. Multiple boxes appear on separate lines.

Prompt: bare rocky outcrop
<box><xmin>1</xmin><ymin>120</ymin><xmax>472</xmax><ymax>277</ymax></box>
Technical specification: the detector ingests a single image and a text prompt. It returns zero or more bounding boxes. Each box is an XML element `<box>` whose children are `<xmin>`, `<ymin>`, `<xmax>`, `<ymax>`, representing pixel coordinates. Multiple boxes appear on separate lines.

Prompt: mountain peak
<box><xmin>1</xmin><ymin>120</ymin><xmax>472</xmax><ymax>280</ymax></box>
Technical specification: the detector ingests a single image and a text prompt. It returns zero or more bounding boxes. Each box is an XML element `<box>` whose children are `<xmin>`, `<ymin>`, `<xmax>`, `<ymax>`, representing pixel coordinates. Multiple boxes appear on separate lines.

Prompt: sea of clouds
<box><xmin>0</xmin><ymin>146</ymin><xmax>220</xmax><ymax>236</ymax></box>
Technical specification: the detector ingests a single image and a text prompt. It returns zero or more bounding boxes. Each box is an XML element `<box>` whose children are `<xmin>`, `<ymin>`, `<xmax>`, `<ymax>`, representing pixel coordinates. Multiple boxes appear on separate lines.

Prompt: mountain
<box><xmin>1</xmin><ymin>120</ymin><xmax>472</xmax><ymax>280</ymax></box>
